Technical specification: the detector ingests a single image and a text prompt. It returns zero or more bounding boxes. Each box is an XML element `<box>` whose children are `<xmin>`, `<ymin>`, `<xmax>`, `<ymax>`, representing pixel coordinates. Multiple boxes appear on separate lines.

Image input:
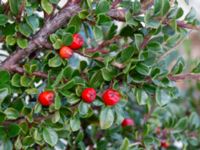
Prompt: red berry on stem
<box><xmin>59</xmin><ymin>46</ymin><xmax>73</xmax><ymax>59</ymax></box>
<box><xmin>121</xmin><ymin>118</ymin><xmax>134</xmax><ymax>127</ymax></box>
<box><xmin>160</xmin><ymin>140</ymin><xmax>169</xmax><ymax>148</ymax></box>
<box><xmin>102</xmin><ymin>89</ymin><xmax>120</xmax><ymax>106</ymax></box>
<box><xmin>38</xmin><ymin>91</ymin><xmax>55</xmax><ymax>106</ymax></box>
<box><xmin>81</xmin><ymin>88</ymin><xmax>96</xmax><ymax>103</ymax></box>
<box><xmin>69</xmin><ymin>33</ymin><xmax>84</xmax><ymax>49</ymax></box>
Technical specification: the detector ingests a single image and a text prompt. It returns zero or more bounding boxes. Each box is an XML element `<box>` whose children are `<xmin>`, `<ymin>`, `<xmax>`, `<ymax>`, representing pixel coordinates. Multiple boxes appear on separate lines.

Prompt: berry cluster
<box><xmin>59</xmin><ymin>33</ymin><xmax>84</xmax><ymax>59</ymax></box>
<box><xmin>38</xmin><ymin>33</ymin><xmax>134</xmax><ymax>128</ymax></box>
<box><xmin>38</xmin><ymin>88</ymin><xmax>134</xmax><ymax>127</ymax></box>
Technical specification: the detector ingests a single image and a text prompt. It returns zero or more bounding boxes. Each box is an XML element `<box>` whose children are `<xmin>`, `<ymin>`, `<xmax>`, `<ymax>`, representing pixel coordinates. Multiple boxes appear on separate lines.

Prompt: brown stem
<box><xmin>140</xmin><ymin>35</ymin><xmax>151</xmax><ymax>49</ymax></box>
<box><xmin>168</xmin><ymin>73</ymin><xmax>200</xmax><ymax>81</ymax></box>
<box><xmin>10</xmin><ymin>65</ymin><xmax>49</xmax><ymax>79</ymax></box>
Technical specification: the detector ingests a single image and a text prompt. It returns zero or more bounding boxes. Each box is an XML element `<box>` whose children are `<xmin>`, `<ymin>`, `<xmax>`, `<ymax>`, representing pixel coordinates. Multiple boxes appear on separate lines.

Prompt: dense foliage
<box><xmin>0</xmin><ymin>0</ymin><xmax>200</xmax><ymax>149</ymax></box>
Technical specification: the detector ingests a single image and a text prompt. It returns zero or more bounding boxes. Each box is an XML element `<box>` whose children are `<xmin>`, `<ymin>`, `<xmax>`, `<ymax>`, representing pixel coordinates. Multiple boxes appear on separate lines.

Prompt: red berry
<box><xmin>81</xmin><ymin>88</ymin><xmax>96</xmax><ymax>103</ymax></box>
<box><xmin>69</xmin><ymin>33</ymin><xmax>84</xmax><ymax>49</ymax></box>
<box><xmin>102</xmin><ymin>89</ymin><xmax>120</xmax><ymax>106</ymax></box>
<box><xmin>59</xmin><ymin>46</ymin><xmax>73</xmax><ymax>59</ymax></box>
<box><xmin>38</xmin><ymin>91</ymin><xmax>54</xmax><ymax>106</ymax></box>
<box><xmin>121</xmin><ymin>118</ymin><xmax>134</xmax><ymax>127</ymax></box>
<box><xmin>160</xmin><ymin>140</ymin><xmax>169</xmax><ymax>148</ymax></box>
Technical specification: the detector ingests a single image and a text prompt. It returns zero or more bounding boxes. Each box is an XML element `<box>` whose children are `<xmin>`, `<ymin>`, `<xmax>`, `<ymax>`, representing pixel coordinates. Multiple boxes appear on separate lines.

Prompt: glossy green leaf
<box><xmin>119</xmin><ymin>138</ymin><xmax>129</xmax><ymax>150</ymax></box>
<box><xmin>7</xmin><ymin>123</ymin><xmax>20</xmax><ymax>138</ymax></box>
<box><xmin>6</xmin><ymin>35</ymin><xmax>16</xmax><ymax>46</ymax></box>
<box><xmin>135</xmin><ymin>88</ymin><xmax>149</xmax><ymax>105</ymax></box>
<box><xmin>70</xmin><ymin>117</ymin><xmax>81</xmax><ymax>131</ymax></box>
<box><xmin>0</xmin><ymin>88</ymin><xmax>9</xmax><ymax>100</ymax></box>
<box><xmin>18</xmin><ymin>23</ymin><xmax>33</xmax><ymax>37</ymax></box>
<box><xmin>156</xmin><ymin>88</ymin><xmax>171</xmax><ymax>106</ymax></box>
<box><xmin>96</xmin><ymin>0</ymin><xmax>110</xmax><ymax>14</ymax></box>
<box><xmin>43</xmin><ymin>128</ymin><xmax>58</xmax><ymax>146</ymax></box>
<box><xmin>100</xmin><ymin>107</ymin><xmax>114</xmax><ymax>129</ymax></box>
<box><xmin>0</xmin><ymin>14</ymin><xmax>8</xmax><ymax>26</ymax></box>
<box><xmin>48</xmin><ymin>55</ymin><xmax>62</xmax><ymax>67</ymax></box>
<box><xmin>41</xmin><ymin>0</ymin><xmax>53</xmax><ymax>15</ymax></box>
<box><xmin>78</xmin><ymin>102</ymin><xmax>89</xmax><ymax>115</ymax></box>
<box><xmin>171</xmin><ymin>57</ymin><xmax>185</xmax><ymax>74</ymax></box>
<box><xmin>8</xmin><ymin>0</ymin><xmax>20</xmax><ymax>14</ymax></box>
<box><xmin>0</xmin><ymin>140</ymin><xmax>13</xmax><ymax>150</ymax></box>
<box><xmin>4</xmin><ymin>108</ymin><xmax>19</xmax><ymax>120</ymax></box>
<box><xmin>11</xmin><ymin>74</ymin><xmax>21</xmax><ymax>87</ymax></box>
<box><xmin>0</xmin><ymin>70</ymin><xmax>10</xmax><ymax>84</ymax></box>
<box><xmin>26</xmin><ymin>15</ymin><xmax>39</xmax><ymax>32</ymax></box>
<box><xmin>17</xmin><ymin>38</ymin><xmax>28</xmax><ymax>49</ymax></box>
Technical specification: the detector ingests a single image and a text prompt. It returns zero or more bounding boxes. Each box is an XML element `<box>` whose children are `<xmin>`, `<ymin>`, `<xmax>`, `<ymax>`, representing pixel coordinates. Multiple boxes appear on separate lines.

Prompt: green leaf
<box><xmin>185</xmin><ymin>7</ymin><xmax>196</xmax><ymax>22</ymax></box>
<box><xmin>135</xmin><ymin>63</ymin><xmax>151</xmax><ymax>76</ymax></box>
<box><xmin>41</xmin><ymin>0</ymin><xmax>53</xmax><ymax>15</ymax></box>
<box><xmin>20</xmin><ymin>75</ymin><xmax>32</xmax><ymax>87</ymax></box>
<box><xmin>62</xmin><ymin>33</ymin><xmax>73</xmax><ymax>46</ymax></box>
<box><xmin>0</xmin><ymin>70</ymin><xmax>10</xmax><ymax>84</ymax></box>
<box><xmin>22</xmin><ymin>136</ymin><xmax>34</xmax><ymax>146</ymax></box>
<box><xmin>0</xmin><ymin>88</ymin><xmax>9</xmax><ymax>100</ymax></box>
<box><xmin>135</xmin><ymin>88</ymin><xmax>149</xmax><ymax>105</ymax></box>
<box><xmin>52</xmin><ymin>69</ymin><xmax>64</xmax><ymax>87</ymax></box>
<box><xmin>26</xmin><ymin>15</ymin><xmax>40</xmax><ymax>32</ymax></box>
<box><xmin>8</xmin><ymin>0</ymin><xmax>20</xmax><ymax>14</ymax></box>
<box><xmin>97</xmin><ymin>14</ymin><xmax>111</xmax><ymax>25</ymax></box>
<box><xmin>171</xmin><ymin>57</ymin><xmax>185</xmax><ymax>74</ymax></box>
<box><xmin>17</xmin><ymin>38</ymin><xmax>28</xmax><ymax>49</ymax></box>
<box><xmin>70</xmin><ymin>117</ymin><xmax>81</xmax><ymax>131</ymax></box>
<box><xmin>18</xmin><ymin>23</ymin><xmax>33</xmax><ymax>37</ymax></box>
<box><xmin>0</xmin><ymin>112</ymin><xmax>6</xmax><ymax>122</ymax></box>
<box><xmin>101</xmin><ymin>67</ymin><xmax>115</xmax><ymax>81</ymax></box>
<box><xmin>43</xmin><ymin>128</ymin><xmax>58</xmax><ymax>146</ymax></box>
<box><xmin>6</xmin><ymin>35</ymin><xmax>16</xmax><ymax>46</ymax></box>
<box><xmin>154</xmin><ymin>0</ymin><xmax>170</xmax><ymax>16</ymax></box>
<box><xmin>7</xmin><ymin>123</ymin><xmax>20</xmax><ymax>138</ymax></box>
<box><xmin>25</xmin><ymin>88</ymin><xmax>38</xmax><ymax>95</ymax></box>
<box><xmin>174</xmin><ymin>117</ymin><xmax>188</xmax><ymax>133</ymax></box>
<box><xmin>156</xmin><ymin>88</ymin><xmax>171</xmax><ymax>106</ymax></box>
<box><xmin>0</xmin><ymin>14</ymin><xmax>8</xmax><ymax>26</ymax></box>
<box><xmin>93</xmin><ymin>26</ymin><xmax>103</xmax><ymax>41</ymax></box>
<box><xmin>96</xmin><ymin>0</ymin><xmax>110</xmax><ymax>14</ymax></box>
<box><xmin>147</xmin><ymin>42</ymin><xmax>163</xmax><ymax>52</ymax></box>
<box><xmin>120</xmin><ymin>46</ymin><xmax>135</xmax><ymax>62</ymax></box>
<box><xmin>125</xmin><ymin>11</ymin><xmax>138</xmax><ymax>26</ymax></box>
<box><xmin>55</xmin><ymin>94</ymin><xmax>61</xmax><ymax>110</ymax></box>
<box><xmin>4</xmin><ymin>108</ymin><xmax>19</xmax><ymax>120</ymax></box>
<box><xmin>89</xmin><ymin>71</ymin><xmax>104</xmax><ymax>88</ymax></box>
<box><xmin>189</xmin><ymin>112</ymin><xmax>200</xmax><ymax>128</ymax></box>
<box><xmin>134</xmin><ymin>34</ymin><xmax>143</xmax><ymax>50</ymax></box>
<box><xmin>68</xmin><ymin>15</ymin><xmax>82</xmax><ymax>33</ymax></box>
<box><xmin>119</xmin><ymin>138</ymin><xmax>129</xmax><ymax>150</ymax></box>
<box><xmin>100</xmin><ymin>107</ymin><xmax>114</xmax><ymax>129</ymax></box>
<box><xmin>192</xmin><ymin>62</ymin><xmax>200</xmax><ymax>73</ymax></box>
<box><xmin>168</xmin><ymin>7</ymin><xmax>184</xmax><ymax>19</ymax></box>
<box><xmin>52</xmin><ymin>111</ymin><xmax>60</xmax><ymax>123</ymax></box>
<box><xmin>0</xmin><ymin>140</ymin><xmax>13</xmax><ymax>150</ymax></box>
<box><xmin>132</xmin><ymin>0</ymin><xmax>141</xmax><ymax>14</ymax></box>
<box><xmin>59</xmin><ymin>79</ymin><xmax>75</xmax><ymax>90</ymax></box>
<box><xmin>48</xmin><ymin>55</ymin><xmax>62</xmax><ymax>67</ymax></box>
<box><xmin>11</xmin><ymin>74</ymin><xmax>21</xmax><ymax>87</ymax></box>
<box><xmin>53</xmin><ymin>39</ymin><xmax>62</xmax><ymax>49</ymax></box>
<box><xmin>78</xmin><ymin>102</ymin><xmax>89</xmax><ymax>115</ymax></box>
<box><xmin>144</xmin><ymin>11</ymin><xmax>160</xmax><ymax>28</ymax></box>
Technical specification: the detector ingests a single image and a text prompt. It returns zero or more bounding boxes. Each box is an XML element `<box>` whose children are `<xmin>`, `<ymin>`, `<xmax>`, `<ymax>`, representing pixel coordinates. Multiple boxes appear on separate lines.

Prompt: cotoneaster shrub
<box><xmin>0</xmin><ymin>0</ymin><xmax>200</xmax><ymax>149</ymax></box>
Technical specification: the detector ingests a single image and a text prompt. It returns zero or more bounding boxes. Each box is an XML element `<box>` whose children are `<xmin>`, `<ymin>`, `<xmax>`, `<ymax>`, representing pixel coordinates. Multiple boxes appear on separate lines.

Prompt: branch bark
<box><xmin>1</xmin><ymin>4</ymin><xmax>81</xmax><ymax>71</ymax></box>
